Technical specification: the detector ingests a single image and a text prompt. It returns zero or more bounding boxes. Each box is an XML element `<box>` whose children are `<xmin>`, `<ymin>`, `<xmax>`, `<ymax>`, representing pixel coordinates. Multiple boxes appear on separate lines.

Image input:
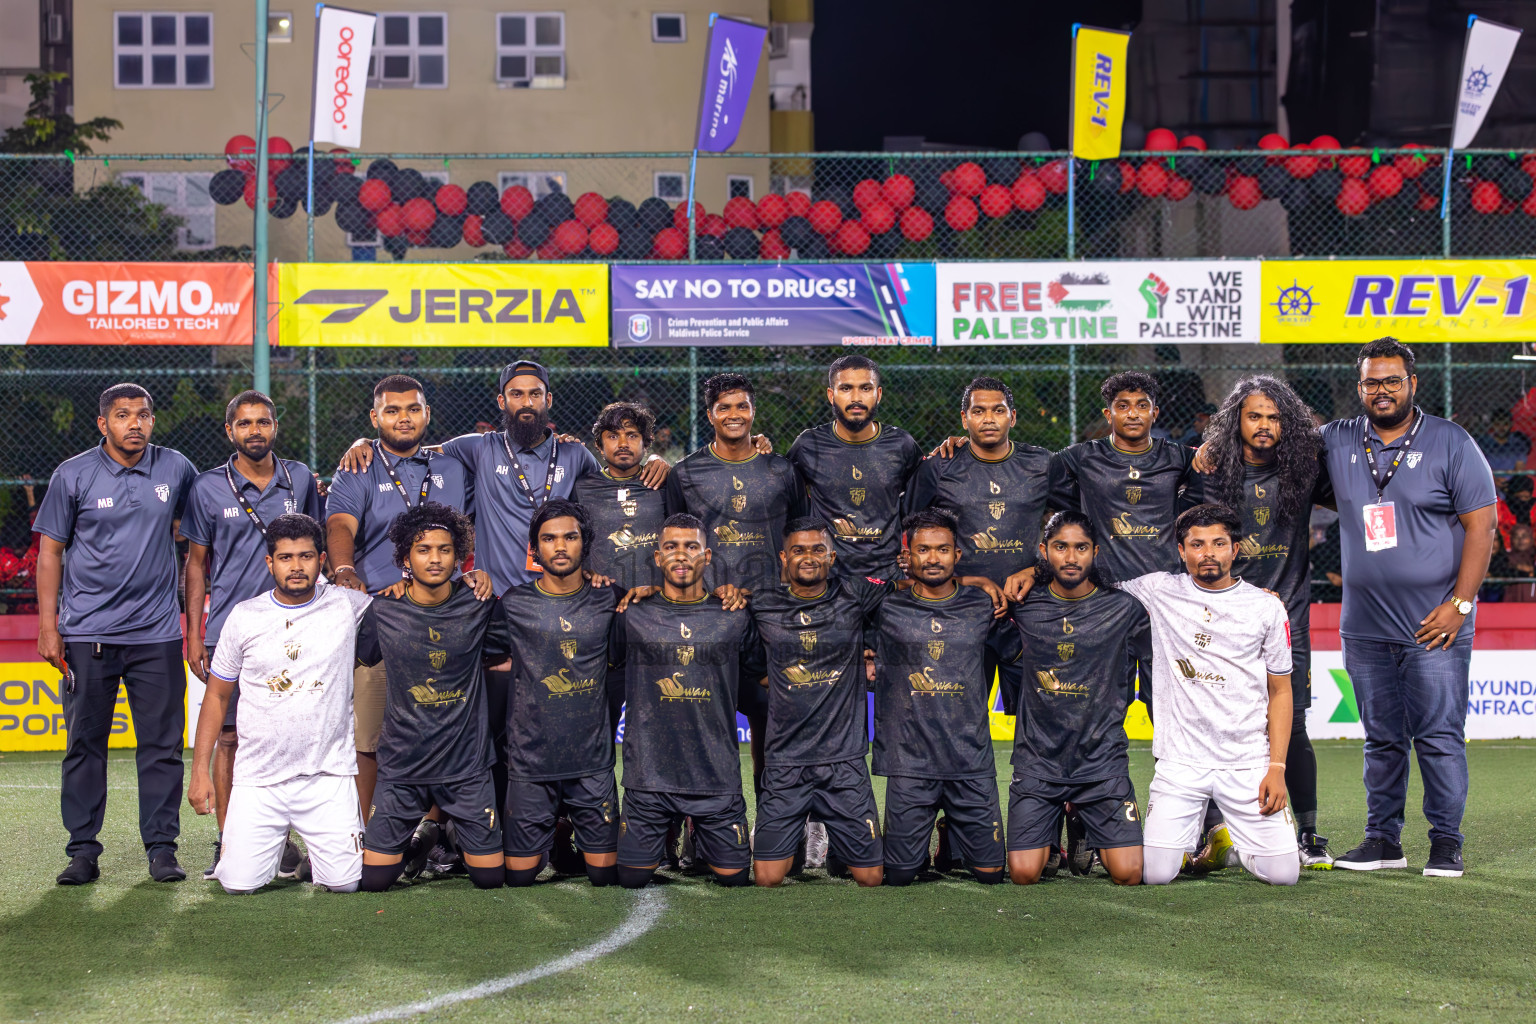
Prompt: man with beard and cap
<box><xmin>1316</xmin><ymin>338</ymin><xmax>1496</xmax><ymax>879</ymax></box>
<box><xmin>182</xmin><ymin>390</ymin><xmax>323</xmax><ymax>880</ymax></box>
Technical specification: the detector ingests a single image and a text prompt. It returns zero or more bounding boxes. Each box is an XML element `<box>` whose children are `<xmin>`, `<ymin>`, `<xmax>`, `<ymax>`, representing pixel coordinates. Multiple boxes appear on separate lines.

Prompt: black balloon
<box><xmin>983</xmin><ymin>157</ymin><xmax>1018</xmax><ymax>186</ymax></box>
<box><xmin>335</xmin><ymin>201</ymin><xmax>375</xmax><ymax>236</ymax></box>
<box><xmin>1190</xmin><ymin>162</ymin><xmax>1226</xmax><ymax>195</ymax></box>
<box><xmin>607</xmin><ymin>197</ymin><xmax>639</xmax><ymax>232</ymax></box>
<box><xmin>479</xmin><ymin>211</ymin><xmax>516</xmax><ymax>245</ymax></box>
<box><xmin>209</xmin><ymin>169</ymin><xmax>245</xmax><ymax>205</ymax></box>
<box><xmin>695</xmin><ymin>234</ymin><xmax>724</xmax><ymax>259</ymax></box>
<box><xmin>366</xmin><ymin>158</ymin><xmax>397</xmax><ymax>180</ymax></box>
<box><xmin>274</xmin><ymin>165</ymin><xmax>308</xmax><ymax>202</ymax></box>
<box><xmin>616</xmin><ymin>228</ymin><xmax>651</xmax><ymax>260</ymax></box>
<box><xmin>1092</xmin><ymin>163</ymin><xmax>1121</xmax><ymax>197</ymax></box>
<box><xmin>541</xmin><ymin>190</ymin><xmax>574</xmax><ymax>223</ymax></box>
<box><xmin>722</xmin><ymin>226</ymin><xmax>759</xmax><ymax>258</ymax></box>
<box><xmin>331</xmin><ymin>173</ymin><xmax>361</xmax><ymax>203</ymax></box>
<box><xmin>798</xmin><ymin>234</ymin><xmax>830</xmax><ymax>259</ymax></box>
<box><xmin>382</xmin><ymin>234</ymin><xmax>410</xmax><ymax>259</ymax></box>
<box><xmin>1309</xmin><ymin>168</ymin><xmax>1343</xmax><ymax>203</ymax></box>
<box><xmin>1235</xmin><ymin>155</ymin><xmax>1264</xmax><ymax>175</ymax></box>
<box><xmin>392</xmin><ymin>168</ymin><xmax>428</xmax><ymax>202</ymax></box>
<box><xmin>1257</xmin><ymin>164</ymin><xmax>1290</xmax><ymax>199</ymax></box>
<box><xmin>466</xmin><ymin>181</ymin><xmax>500</xmax><ymax>216</ymax></box>
<box><xmin>780</xmin><ymin>215</ymin><xmax>814</xmax><ymax>249</ymax></box>
<box><xmin>428</xmin><ymin>216</ymin><xmax>463</xmax><ymax>248</ymax></box>
<box><xmin>868</xmin><ymin>227</ymin><xmax>902</xmax><ymax>259</ymax></box>
<box><xmin>517</xmin><ymin>216</ymin><xmax>551</xmax><ymax>249</ymax></box>
<box><xmin>638</xmin><ymin>197</ymin><xmax>673</xmax><ymax>233</ymax></box>
<box><xmin>271</xmin><ymin>196</ymin><xmax>298</xmax><ymax>219</ymax></box>
<box><xmin>303</xmin><ymin>190</ymin><xmax>334</xmax><ymax>216</ymax></box>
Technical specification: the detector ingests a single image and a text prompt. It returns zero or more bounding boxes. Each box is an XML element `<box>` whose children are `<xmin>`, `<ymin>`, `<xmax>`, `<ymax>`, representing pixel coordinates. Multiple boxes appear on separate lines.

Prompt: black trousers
<box><xmin>61</xmin><ymin>640</ymin><xmax>185</xmax><ymax>859</ymax></box>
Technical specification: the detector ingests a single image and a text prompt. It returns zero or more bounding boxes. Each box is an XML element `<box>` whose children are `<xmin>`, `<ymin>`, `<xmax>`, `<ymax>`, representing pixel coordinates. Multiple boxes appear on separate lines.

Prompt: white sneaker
<box><xmin>804</xmin><ymin>821</ymin><xmax>829</xmax><ymax>869</ymax></box>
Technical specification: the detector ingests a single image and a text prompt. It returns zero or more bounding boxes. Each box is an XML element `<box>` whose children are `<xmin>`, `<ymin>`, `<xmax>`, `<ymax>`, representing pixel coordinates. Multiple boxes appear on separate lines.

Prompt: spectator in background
<box><xmin>650</xmin><ymin>423</ymin><xmax>686</xmax><ymax>464</ymax></box>
<box><xmin>474</xmin><ymin>420</ymin><xmax>496</xmax><ymax>434</ymax></box>
<box><xmin>1180</xmin><ymin>403</ymin><xmax>1219</xmax><ymax>447</ymax></box>
<box><xmin>1487</xmin><ymin>522</ymin><xmax>1536</xmax><ymax>603</ymax></box>
<box><xmin>1152</xmin><ymin>345</ymin><xmax>1207</xmax><ymax>439</ymax></box>
<box><xmin>1311</xmin><ymin>517</ymin><xmax>1343</xmax><ymax>603</ymax></box>
<box><xmin>1478</xmin><ymin>410</ymin><xmax>1529</xmax><ymax>472</ymax></box>
<box><xmin>1496</xmin><ymin>475</ymin><xmax>1535</xmax><ymax>549</ymax></box>
<box><xmin>0</xmin><ymin>477</ymin><xmax>41</xmax><ymax>612</ymax></box>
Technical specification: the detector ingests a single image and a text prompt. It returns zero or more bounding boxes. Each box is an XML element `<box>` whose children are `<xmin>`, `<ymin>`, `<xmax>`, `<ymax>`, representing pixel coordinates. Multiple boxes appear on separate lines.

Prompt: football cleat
<box><xmin>401</xmin><ymin>819</ymin><xmax>441</xmax><ymax>881</ymax></box>
<box><xmin>277</xmin><ymin>836</ymin><xmax>304</xmax><ymax>879</ymax></box>
<box><xmin>804</xmin><ymin>821</ymin><xmax>830</xmax><ymax>870</ymax></box>
<box><xmin>1298</xmin><ymin>831</ymin><xmax>1334</xmax><ymax>870</ymax></box>
<box><xmin>1065</xmin><ymin>808</ymin><xmax>1094</xmax><ymax>876</ymax></box>
<box><xmin>1186</xmin><ymin>823</ymin><xmax>1235</xmax><ymax>874</ymax></box>
<box><xmin>203</xmin><ymin>838</ymin><xmax>223</xmax><ymax>880</ymax></box>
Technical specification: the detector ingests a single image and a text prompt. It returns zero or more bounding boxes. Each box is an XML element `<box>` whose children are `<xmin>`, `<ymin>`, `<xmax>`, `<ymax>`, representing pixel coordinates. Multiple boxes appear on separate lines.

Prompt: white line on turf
<box><xmin>329</xmin><ymin>888</ymin><xmax>666</xmax><ymax>1024</ymax></box>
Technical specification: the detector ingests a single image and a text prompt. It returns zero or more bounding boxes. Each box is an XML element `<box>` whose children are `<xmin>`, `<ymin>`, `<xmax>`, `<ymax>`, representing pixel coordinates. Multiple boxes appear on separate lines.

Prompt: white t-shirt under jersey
<box><xmin>1118</xmin><ymin>572</ymin><xmax>1292</xmax><ymax>770</ymax></box>
<box><xmin>209</xmin><ymin>583</ymin><xmax>373</xmax><ymax>786</ymax></box>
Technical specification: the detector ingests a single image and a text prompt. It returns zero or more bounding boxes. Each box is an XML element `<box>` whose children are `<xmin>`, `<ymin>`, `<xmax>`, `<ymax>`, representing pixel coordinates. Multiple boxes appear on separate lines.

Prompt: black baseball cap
<box><xmin>498</xmin><ymin>360</ymin><xmax>549</xmax><ymax>393</ymax></box>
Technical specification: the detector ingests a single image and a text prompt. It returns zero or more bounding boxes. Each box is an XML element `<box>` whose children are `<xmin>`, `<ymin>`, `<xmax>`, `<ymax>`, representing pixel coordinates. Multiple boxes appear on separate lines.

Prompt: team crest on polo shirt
<box><xmin>1406</xmin><ymin>451</ymin><xmax>1423</xmax><ymax>468</ymax></box>
<box><xmin>284</xmin><ymin>498</ymin><xmax>297</xmax><ymax>513</ymax></box>
<box><xmin>432</xmin><ymin>474</ymin><xmax>444</xmax><ymax>488</ymax></box>
<box><xmin>155</xmin><ymin>484</ymin><xmax>170</xmax><ymax>502</ymax></box>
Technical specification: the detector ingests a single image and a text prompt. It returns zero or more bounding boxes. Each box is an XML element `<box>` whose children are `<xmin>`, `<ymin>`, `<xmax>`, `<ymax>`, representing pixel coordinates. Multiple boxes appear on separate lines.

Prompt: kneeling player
<box><xmin>1007</xmin><ymin>512</ymin><xmax>1147</xmax><ymax>886</ymax></box>
<box><xmin>355</xmin><ymin>502</ymin><xmax>507</xmax><ymax>891</ymax></box>
<box><xmin>189</xmin><ymin>514</ymin><xmax>371</xmax><ymax>894</ymax></box>
<box><xmin>615</xmin><ymin>514</ymin><xmax>762</xmax><ymax>888</ymax></box>
<box><xmin>873</xmin><ymin>510</ymin><xmax>1014</xmax><ymax>886</ymax></box>
<box><xmin>499</xmin><ymin>499</ymin><xmax>623</xmax><ymax>887</ymax></box>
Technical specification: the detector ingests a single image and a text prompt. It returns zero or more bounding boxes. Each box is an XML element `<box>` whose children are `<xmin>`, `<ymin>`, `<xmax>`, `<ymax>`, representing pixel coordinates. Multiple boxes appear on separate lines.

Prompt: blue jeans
<box><xmin>1342</xmin><ymin>638</ymin><xmax>1472</xmax><ymax>846</ymax></box>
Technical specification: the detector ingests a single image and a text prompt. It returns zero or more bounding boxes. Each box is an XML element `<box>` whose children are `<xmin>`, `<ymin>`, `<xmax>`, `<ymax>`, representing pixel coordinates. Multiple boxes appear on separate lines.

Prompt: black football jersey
<box><xmin>1230</xmin><ymin>459</ymin><xmax>1331</xmax><ymax>632</ymax></box>
<box><xmin>572</xmin><ymin>468</ymin><xmax>665</xmax><ymax>589</ymax></box>
<box><xmin>499</xmin><ymin>580</ymin><xmax>622</xmax><ymax>781</ymax></box>
<box><xmin>356</xmin><ymin>582</ymin><xmax>509</xmax><ymax>784</ymax></box>
<box><xmin>788</xmin><ymin>422</ymin><xmax>923</xmax><ymax>578</ymax></box>
<box><xmin>871</xmin><ymin>584</ymin><xmax>1015</xmax><ymax>780</ymax></box>
<box><xmin>905</xmin><ymin>441</ymin><xmax>1053</xmax><ymax>585</ymax></box>
<box><xmin>749</xmin><ymin>576</ymin><xmax>893</xmax><ymax>767</ymax></box>
<box><xmin>1009</xmin><ymin>585</ymin><xmax>1149</xmax><ymax>783</ymax></box>
<box><xmin>1049</xmin><ymin>437</ymin><xmax>1199</xmax><ymax>581</ymax></box>
<box><xmin>664</xmin><ymin>447</ymin><xmax>808</xmax><ymax>593</ymax></box>
<box><xmin>616</xmin><ymin>594</ymin><xmax>763</xmax><ymax>794</ymax></box>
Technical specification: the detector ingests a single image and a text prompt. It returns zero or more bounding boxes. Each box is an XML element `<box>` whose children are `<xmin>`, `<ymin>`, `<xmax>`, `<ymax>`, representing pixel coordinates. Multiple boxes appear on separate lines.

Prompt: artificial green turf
<box><xmin>1</xmin><ymin>741</ymin><xmax>1533</xmax><ymax>1023</ymax></box>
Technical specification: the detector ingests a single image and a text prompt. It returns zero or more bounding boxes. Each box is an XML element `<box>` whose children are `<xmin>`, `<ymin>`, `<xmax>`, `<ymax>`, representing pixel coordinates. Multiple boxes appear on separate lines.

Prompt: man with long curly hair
<box><xmin>1199</xmin><ymin>375</ymin><xmax>1334</xmax><ymax>868</ymax></box>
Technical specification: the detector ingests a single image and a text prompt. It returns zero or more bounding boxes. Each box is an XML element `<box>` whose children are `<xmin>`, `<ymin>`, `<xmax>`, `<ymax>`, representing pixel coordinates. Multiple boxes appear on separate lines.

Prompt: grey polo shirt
<box><xmin>181</xmin><ymin>456</ymin><xmax>324</xmax><ymax>647</ymax></box>
<box><xmin>34</xmin><ymin>441</ymin><xmax>197</xmax><ymax>643</ymax></box>
<box><xmin>324</xmin><ymin>443</ymin><xmax>471</xmax><ymax>594</ymax></box>
<box><xmin>1321</xmin><ymin>411</ymin><xmax>1496</xmax><ymax>645</ymax></box>
<box><xmin>438</xmin><ymin>429</ymin><xmax>597</xmax><ymax>594</ymax></box>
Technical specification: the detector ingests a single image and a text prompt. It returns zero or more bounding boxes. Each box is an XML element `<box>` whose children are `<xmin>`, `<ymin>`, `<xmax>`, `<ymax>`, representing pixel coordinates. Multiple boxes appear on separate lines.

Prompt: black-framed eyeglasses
<box><xmin>1358</xmin><ymin>376</ymin><xmax>1409</xmax><ymax>394</ymax></box>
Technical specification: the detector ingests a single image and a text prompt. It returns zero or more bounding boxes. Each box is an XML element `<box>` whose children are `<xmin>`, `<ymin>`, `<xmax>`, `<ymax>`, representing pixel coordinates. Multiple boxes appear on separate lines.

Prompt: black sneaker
<box><xmin>549</xmin><ymin>817</ymin><xmax>585</xmax><ymax>876</ymax></box>
<box><xmin>56</xmin><ymin>855</ymin><xmax>99</xmax><ymax>886</ymax></box>
<box><xmin>1298</xmin><ymin>832</ymin><xmax>1334</xmax><ymax>870</ymax></box>
<box><xmin>1065</xmin><ymin>808</ymin><xmax>1094</xmax><ymax>876</ymax></box>
<box><xmin>1042</xmin><ymin>844</ymin><xmax>1062</xmax><ymax>879</ymax></box>
<box><xmin>148</xmin><ymin>850</ymin><xmax>186</xmax><ymax>882</ymax></box>
<box><xmin>401</xmin><ymin>819</ymin><xmax>441</xmax><ymax>881</ymax></box>
<box><xmin>277</xmin><ymin>836</ymin><xmax>303</xmax><ymax>879</ymax></box>
<box><xmin>1423</xmin><ymin>839</ymin><xmax>1464</xmax><ymax>878</ymax></box>
<box><xmin>1333</xmin><ymin>837</ymin><xmax>1407</xmax><ymax>871</ymax></box>
<box><xmin>933</xmin><ymin>816</ymin><xmax>956</xmax><ymax>873</ymax></box>
<box><xmin>202</xmin><ymin>839</ymin><xmax>223</xmax><ymax>880</ymax></box>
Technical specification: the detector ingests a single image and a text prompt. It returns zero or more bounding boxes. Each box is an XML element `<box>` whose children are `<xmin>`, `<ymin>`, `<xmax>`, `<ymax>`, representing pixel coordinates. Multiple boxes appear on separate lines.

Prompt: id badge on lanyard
<box><xmin>1362</xmin><ymin>501</ymin><xmax>1397</xmax><ymax>552</ymax></box>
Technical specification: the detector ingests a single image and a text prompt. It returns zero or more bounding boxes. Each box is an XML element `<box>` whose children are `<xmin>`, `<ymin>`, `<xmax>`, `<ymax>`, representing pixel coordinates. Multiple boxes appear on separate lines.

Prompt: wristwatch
<box><xmin>1451</xmin><ymin>596</ymin><xmax>1474</xmax><ymax>615</ymax></box>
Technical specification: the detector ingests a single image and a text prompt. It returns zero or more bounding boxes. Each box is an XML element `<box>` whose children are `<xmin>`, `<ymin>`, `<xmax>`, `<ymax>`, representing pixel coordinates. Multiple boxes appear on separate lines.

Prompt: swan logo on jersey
<box><xmin>1110</xmin><ymin>512</ymin><xmax>1159</xmax><ymax>537</ymax></box>
<box><xmin>410</xmin><ymin>679</ymin><xmax>465</xmax><ymax>704</ymax></box>
<box><xmin>1176</xmin><ymin>658</ymin><xmax>1226</xmax><ymax>686</ymax></box>
<box><xmin>656</xmin><ymin>671</ymin><xmax>710</xmax><ymax>701</ymax></box>
<box><xmin>908</xmin><ymin>666</ymin><xmax>963</xmax><ymax>694</ymax></box>
<box><xmin>541</xmin><ymin>667</ymin><xmax>595</xmax><ymax>696</ymax></box>
<box><xmin>1036</xmin><ymin>668</ymin><xmax>1088</xmax><ymax>696</ymax></box>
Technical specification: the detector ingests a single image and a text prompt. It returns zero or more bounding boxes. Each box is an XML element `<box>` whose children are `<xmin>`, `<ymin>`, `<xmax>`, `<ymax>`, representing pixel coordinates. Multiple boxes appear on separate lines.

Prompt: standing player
<box><xmin>873</xmin><ymin>509</ymin><xmax>1015</xmax><ymax>887</ymax></box>
<box><xmin>354</xmin><ymin>502</ymin><xmax>507</xmax><ymax>892</ymax></box>
<box><xmin>614</xmin><ymin>513</ymin><xmax>762</xmax><ymax>889</ymax></box>
<box><xmin>787</xmin><ymin>355</ymin><xmax>923</xmax><ymax>580</ymax></box>
<box><xmin>1007</xmin><ymin>512</ymin><xmax>1147</xmax><ymax>886</ymax></box>
<box><xmin>188</xmin><ymin>514</ymin><xmax>372</xmax><ymax>894</ymax></box>
<box><xmin>1121</xmin><ymin>505</ymin><xmax>1299</xmax><ymax>887</ymax></box>
<box><xmin>749</xmin><ymin>518</ymin><xmax>892</xmax><ymax>887</ymax></box>
<box><xmin>573</xmin><ymin>401</ymin><xmax>667</xmax><ymax>590</ymax></box>
<box><xmin>499</xmin><ymin>499</ymin><xmax>623</xmax><ymax>888</ymax></box>
<box><xmin>182</xmin><ymin>390</ymin><xmax>322</xmax><ymax>879</ymax></box>
<box><xmin>325</xmin><ymin>375</ymin><xmax>473</xmax><ymax>823</ymax></box>
<box><xmin>1198</xmin><ymin>375</ymin><xmax>1333</xmax><ymax>868</ymax></box>
<box><xmin>36</xmin><ymin>383</ymin><xmax>197</xmax><ymax>885</ymax></box>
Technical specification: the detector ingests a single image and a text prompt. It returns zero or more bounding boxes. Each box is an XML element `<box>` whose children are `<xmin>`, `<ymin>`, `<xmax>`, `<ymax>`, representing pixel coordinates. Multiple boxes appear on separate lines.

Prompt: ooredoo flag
<box><xmin>310</xmin><ymin>5</ymin><xmax>377</xmax><ymax>149</ymax></box>
<box><xmin>1071</xmin><ymin>25</ymin><xmax>1132</xmax><ymax>162</ymax></box>
<box><xmin>695</xmin><ymin>16</ymin><xmax>767</xmax><ymax>153</ymax></box>
<box><xmin>1452</xmin><ymin>16</ymin><xmax>1521</xmax><ymax>149</ymax></box>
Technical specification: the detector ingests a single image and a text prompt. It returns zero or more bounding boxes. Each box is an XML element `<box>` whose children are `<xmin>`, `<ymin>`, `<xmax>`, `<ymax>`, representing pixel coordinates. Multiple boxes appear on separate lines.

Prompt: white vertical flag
<box><xmin>310</xmin><ymin>5</ymin><xmax>377</xmax><ymax>148</ymax></box>
<box><xmin>1452</xmin><ymin>16</ymin><xmax>1522</xmax><ymax>149</ymax></box>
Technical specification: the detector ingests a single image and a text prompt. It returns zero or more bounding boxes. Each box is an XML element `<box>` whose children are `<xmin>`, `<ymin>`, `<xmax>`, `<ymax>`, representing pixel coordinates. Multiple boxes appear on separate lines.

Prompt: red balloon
<box><xmin>978</xmin><ymin>183</ymin><xmax>1012</xmax><ymax>218</ymax></box>
<box><xmin>588</xmin><ymin>222</ymin><xmax>619</xmax><ymax>255</ymax></box>
<box><xmin>653</xmin><ymin>226</ymin><xmax>687</xmax><ymax>259</ymax></box>
<box><xmin>834</xmin><ymin>220</ymin><xmax>871</xmax><ymax>256</ymax></box>
<box><xmin>1367</xmin><ymin>164</ymin><xmax>1404</xmax><ymax>200</ymax></box>
<box><xmin>952</xmin><ymin>162</ymin><xmax>987</xmax><ymax>197</ymax></box>
<box><xmin>882</xmin><ymin>174</ymin><xmax>916</xmax><ymax>209</ymax></box>
<box><xmin>756</xmin><ymin>193</ymin><xmax>789</xmax><ymax>228</ymax></box>
<box><xmin>329</xmin><ymin>148</ymin><xmax>354</xmax><ymax>174</ymax></box>
<box><xmin>537</xmin><ymin>244</ymin><xmax>563</xmax><ymax>261</ymax></box>
<box><xmin>401</xmin><ymin>197</ymin><xmax>436</xmax><ymax>233</ymax></box>
<box><xmin>808</xmin><ymin>200</ymin><xmax>843</xmax><ymax>235</ymax></box>
<box><xmin>1038</xmin><ymin>159</ymin><xmax>1069</xmax><ymax>194</ymax></box>
<box><xmin>241</xmin><ymin>175</ymin><xmax>275</xmax><ymax>210</ymax></box>
<box><xmin>1118</xmin><ymin>161</ymin><xmax>1138</xmax><ymax>193</ymax></box>
<box><xmin>899</xmin><ymin>205</ymin><xmax>934</xmax><ymax>241</ymax></box>
<box><xmin>760</xmin><ymin>228</ymin><xmax>791</xmax><ymax>260</ymax></box>
<box><xmin>672</xmin><ymin>201</ymin><xmax>706</xmax><ymax>232</ymax></box>
<box><xmin>1472</xmin><ymin>180</ymin><xmax>1503</xmax><ymax>214</ymax></box>
<box><xmin>503</xmin><ymin>238</ymin><xmax>532</xmax><ymax>259</ymax></box>
<box><xmin>1416</xmin><ymin>189</ymin><xmax>1438</xmax><ymax>212</ymax></box>
<box><xmin>939</xmin><ymin>170</ymin><xmax>955</xmax><ymax>191</ymax></box>
<box><xmin>434</xmin><ymin>184</ymin><xmax>468</xmax><ymax>217</ymax></box>
<box><xmin>1228</xmin><ymin>175</ymin><xmax>1262</xmax><ymax>211</ymax></box>
<box><xmin>500</xmin><ymin>185</ymin><xmax>534</xmax><ymax>221</ymax></box>
<box><xmin>552</xmin><ymin>219</ymin><xmax>588</xmax><ymax>256</ymax></box>
<box><xmin>1258</xmin><ymin>133</ymin><xmax>1289</xmax><ymax>151</ymax></box>
<box><xmin>1395</xmin><ymin>143</ymin><xmax>1430</xmax><ymax>179</ymax></box>
<box><xmin>945</xmin><ymin>195</ymin><xmax>979</xmax><ymax>231</ymax></box>
<box><xmin>1339</xmin><ymin>154</ymin><xmax>1370</xmax><ymax>179</ymax></box>
<box><xmin>406</xmin><ymin>228</ymin><xmax>430</xmax><ymax>247</ymax></box>
<box><xmin>785</xmin><ymin>191</ymin><xmax>812</xmax><ymax>217</ymax></box>
<box><xmin>573</xmin><ymin>192</ymin><xmax>608</xmax><ymax>228</ymax></box>
<box><xmin>1336</xmin><ymin>178</ymin><xmax>1370</xmax><ymax>216</ymax></box>
<box><xmin>1178</xmin><ymin>134</ymin><xmax>1207</xmax><ymax>152</ymax></box>
<box><xmin>376</xmin><ymin>203</ymin><xmax>405</xmax><ymax>236</ymax></box>
<box><xmin>1311</xmin><ymin>134</ymin><xmax>1342</xmax><ymax>151</ymax></box>
<box><xmin>225</xmin><ymin>135</ymin><xmax>257</xmax><ymax>172</ymax></box>
<box><xmin>862</xmin><ymin>200</ymin><xmax>896</xmax><ymax>234</ymax></box>
<box><xmin>267</xmin><ymin>137</ymin><xmax>293</xmax><ymax>172</ymax></box>
<box><xmin>1286</xmin><ymin>143</ymin><xmax>1319</xmax><ymax>179</ymax></box>
<box><xmin>462</xmin><ymin>214</ymin><xmax>485</xmax><ymax>247</ymax></box>
<box><xmin>357</xmin><ymin>179</ymin><xmax>392</xmax><ymax>212</ymax></box>
<box><xmin>723</xmin><ymin>196</ymin><xmax>759</xmax><ymax>229</ymax></box>
<box><xmin>1145</xmin><ymin>128</ymin><xmax>1179</xmax><ymax>152</ymax></box>
<box><xmin>699</xmin><ymin>213</ymin><xmax>727</xmax><ymax>238</ymax></box>
<box><xmin>852</xmin><ymin>179</ymin><xmax>884</xmax><ymax>210</ymax></box>
<box><xmin>1011</xmin><ymin>172</ymin><xmax>1046</xmax><ymax>211</ymax></box>
<box><xmin>1166</xmin><ymin>174</ymin><xmax>1192</xmax><ymax>201</ymax></box>
<box><xmin>1137</xmin><ymin>161</ymin><xmax>1170</xmax><ymax>197</ymax></box>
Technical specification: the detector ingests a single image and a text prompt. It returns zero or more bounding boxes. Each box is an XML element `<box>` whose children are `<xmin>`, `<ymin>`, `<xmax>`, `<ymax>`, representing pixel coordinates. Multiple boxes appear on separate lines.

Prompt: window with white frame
<box><xmin>117</xmin><ymin>172</ymin><xmax>216</xmax><ymax>250</ymax></box>
<box><xmin>496</xmin><ymin>13</ymin><xmax>565</xmax><ymax>86</ymax></box>
<box><xmin>727</xmin><ymin>176</ymin><xmax>754</xmax><ymax>201</ymax></box>
<box><xmin>114</xmin><ymin>12</ymin><xmax>213</xmax><ymax>88</ymax></box>
<box><xmin>498</xmin><ymin>170</ymin><xmax>567</xmax><ymax>200</ymax></box>
<box><xmin>349</xmin><ymin>170</ymin><xmax>449</xmax><ymax>246</ymax></box>
<box><xmin>652</xmin><ymin>13</ymin><xmax>685</xmax><ymax>42</ymax></box>
<box><xmin>369</xmin><ymin>12</ymin><xmax>447</xmax><ymax>88</ymax></box>
<box><xmin>654</xmin><ymin>172</ymin><xmax>685</xmax><ymax>202</ymax></box>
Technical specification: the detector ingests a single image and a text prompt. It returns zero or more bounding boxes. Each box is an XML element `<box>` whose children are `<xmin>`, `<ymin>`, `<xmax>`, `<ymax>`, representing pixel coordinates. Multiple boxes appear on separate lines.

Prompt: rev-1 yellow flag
<box><xmin>1071</xmin><ymin>25</ymin><xmax>1132</xmax><ymax>161</ymax></box>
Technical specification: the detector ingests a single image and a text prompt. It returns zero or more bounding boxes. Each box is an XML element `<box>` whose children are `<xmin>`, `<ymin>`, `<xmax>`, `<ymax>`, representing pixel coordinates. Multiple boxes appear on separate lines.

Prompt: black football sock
<box><xmin>467</xmin><ymin>864</ymin><xmax>506</xmax><ymax>889</ymax></box>
<box><xmin>360</xmin><ymin>862</ymin><xmax>405</xmax><ymax>892</ymax></box>
<box><xmin>585</xmin><ymin>863</ymin><xmax>619</xmax><ymax>887</ymax></box>
<box><xmin>883</xmin><ymin>866</ymin><xmax>918</xmax><ymax>887</ymax></box>
<box><xmin>971</xmin><ymin>866</ymin><xmax>1004</xmax><ymax>885</ymax></box>
<box><xmin>504</xmin><ymin>866</ymin><xmax>541</xmax><ymax>887</ymax></box>
<box><xmin>712</xmin><ymin>868</ymin><xmax>750</xmax><ymax>887</ymax></box>
<box><xmin>1287</xmin><ymin>708</ymin><xmax>1319</xmax><ymax>833</ymax></box>
<box><xmin>616</xmin><ymin>865</ymin><xmax>655</xmax><ymax>889</ymax></box>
